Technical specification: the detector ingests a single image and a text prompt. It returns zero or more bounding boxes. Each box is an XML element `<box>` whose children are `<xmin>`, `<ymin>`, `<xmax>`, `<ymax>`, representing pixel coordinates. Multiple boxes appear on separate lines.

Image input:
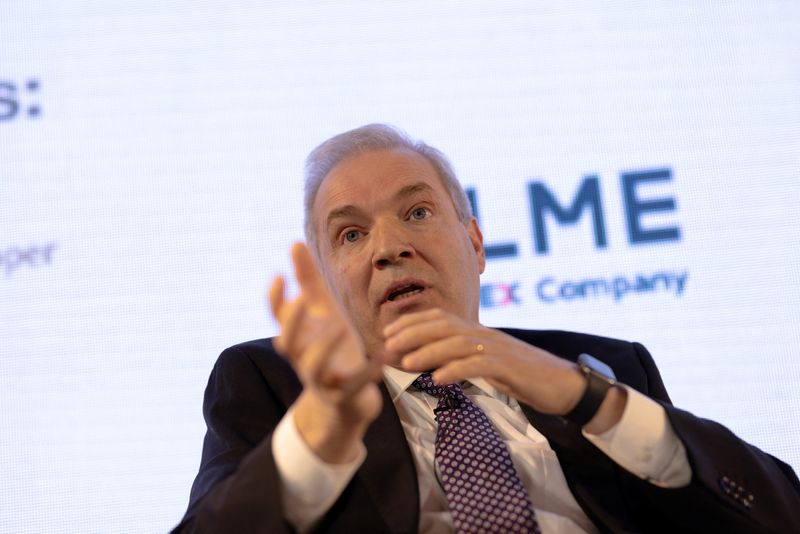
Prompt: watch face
<box><xmin>578</xmin><ymin>353</ymin><xmax>616</xmax><ymax>380</ymax></box>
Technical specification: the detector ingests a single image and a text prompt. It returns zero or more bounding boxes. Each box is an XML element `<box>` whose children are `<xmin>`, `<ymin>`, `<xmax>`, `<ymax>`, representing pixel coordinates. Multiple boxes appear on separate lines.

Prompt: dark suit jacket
<box><xmin>173</xmin><ymin>329</ymin><xmax>800</xmax><ymax>533</ymax></box>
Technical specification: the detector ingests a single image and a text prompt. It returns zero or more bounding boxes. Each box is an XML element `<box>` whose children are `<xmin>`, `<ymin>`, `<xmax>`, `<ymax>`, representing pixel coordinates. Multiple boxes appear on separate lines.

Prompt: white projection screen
<box><xmin>1</xmin><ymin>2</ymin><xmax>798</xmax><ymax>532</ymax></box>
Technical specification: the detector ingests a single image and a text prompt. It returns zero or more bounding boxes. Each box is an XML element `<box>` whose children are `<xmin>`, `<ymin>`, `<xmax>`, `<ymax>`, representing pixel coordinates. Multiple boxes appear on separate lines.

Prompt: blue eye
<box><xmin>410</xmin><ymin>207</ymin><xmax>430</xmax><ymax>220</ymax></box>
<box><xmin>344</xmin><ymin>229</ymin><xmax>361</xmax><ymax>243</ymax></box>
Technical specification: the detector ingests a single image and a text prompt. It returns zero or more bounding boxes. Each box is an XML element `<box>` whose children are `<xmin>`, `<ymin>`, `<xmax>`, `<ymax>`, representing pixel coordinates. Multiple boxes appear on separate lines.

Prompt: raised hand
<box><xmin>383</xmin><ymin>308</ymin><xmax>625</xmax><ymax>430</ymax></box>
<box><xmin>269</xmin><ymin>243</ymin><xmax>383</xmax><ymax>463</ymax></box>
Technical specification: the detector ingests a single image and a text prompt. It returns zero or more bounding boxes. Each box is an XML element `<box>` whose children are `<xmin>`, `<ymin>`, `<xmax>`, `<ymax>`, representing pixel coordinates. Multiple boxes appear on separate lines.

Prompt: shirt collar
<box><xmin>382</xmin><ymin>365</ymin><xmax>497</xmax><ymax>402</ymax></box>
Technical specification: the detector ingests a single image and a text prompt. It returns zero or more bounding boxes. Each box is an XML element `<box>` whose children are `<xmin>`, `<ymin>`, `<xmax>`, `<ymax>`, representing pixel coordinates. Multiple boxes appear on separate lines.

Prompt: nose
<box><xmin>371</xmin><ymin>221</ymin><xmax>415</xmax><ymax>269</ymax></box>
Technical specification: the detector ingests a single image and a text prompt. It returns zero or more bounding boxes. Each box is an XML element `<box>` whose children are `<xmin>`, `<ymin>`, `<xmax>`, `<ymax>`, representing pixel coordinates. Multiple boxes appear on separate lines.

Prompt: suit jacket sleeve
<box><xmin>174</xmin><ymin>332</ymin><xmax>800</xmax><ymax>533</ymax></box>
<box><xmin>171</xmin><ymin>343</ymin><xmax>300</xmax><ymax>533</ymax></box>
<box><xmin>509</xmin><ymin>329</ymin><xmax>800</xmax><ymax>533</ymax></box>
<box><xmin>609</xmin><ymin>341</ymin><xmax>800</xmax><ymax>533</ymax></box>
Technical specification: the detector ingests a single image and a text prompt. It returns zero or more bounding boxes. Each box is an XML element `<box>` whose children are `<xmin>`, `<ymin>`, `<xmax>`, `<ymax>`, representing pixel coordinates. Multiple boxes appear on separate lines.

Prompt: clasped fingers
<box><xmin>383</xmin><ymin>308</ymin><xmax>490</xmax><ymax>362</ymax></box>
<box><xmin>399</xmin><ymin>333</ymin><xmax>491</xmax><ymax>373</ymax></box>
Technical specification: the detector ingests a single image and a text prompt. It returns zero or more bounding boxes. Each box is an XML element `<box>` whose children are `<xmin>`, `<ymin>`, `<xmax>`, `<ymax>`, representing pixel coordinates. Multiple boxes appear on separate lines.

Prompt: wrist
<box><xmin>563</xmin><ymin>353</ymin><xmax>621</xmax><ymax>427</ymax></box>
<box><xmin>294</xmin><ymin>392</ymin><xmax>369</xmax><ymax>464</ymax></box>
<box><xmin>583</xmin><ymin>385</ymin><xmax>627</xmax><ymax>434</ymax></box>
<box><xmin>560</xmin><ymin>365</ymin><xmax>589</xmax><ymax>414</ymax></box>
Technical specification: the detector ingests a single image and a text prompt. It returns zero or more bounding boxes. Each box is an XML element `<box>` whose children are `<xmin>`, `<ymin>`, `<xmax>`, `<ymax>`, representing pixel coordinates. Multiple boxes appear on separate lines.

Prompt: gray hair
<box><xmin>303</xmin><ymin>123</ymin><xmax>472</xmax><ymax>250</ymax></box>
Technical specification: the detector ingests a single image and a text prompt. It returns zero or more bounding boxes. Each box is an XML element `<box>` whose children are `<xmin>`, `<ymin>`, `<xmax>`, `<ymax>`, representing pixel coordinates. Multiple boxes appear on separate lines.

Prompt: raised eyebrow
<box><xmin>325</xmin><ymin>205</ymin><xmax>365</xmax><ymax>230</ymax></box>
<box><xmin>325</xmin><ymin>182</ymin><xmax>434</xmax><ymax>229</ymax></box>
<box><xmin>395</xmin><ymin>182</ymin><xmax>435</xmax><ymax>201</ymax></box>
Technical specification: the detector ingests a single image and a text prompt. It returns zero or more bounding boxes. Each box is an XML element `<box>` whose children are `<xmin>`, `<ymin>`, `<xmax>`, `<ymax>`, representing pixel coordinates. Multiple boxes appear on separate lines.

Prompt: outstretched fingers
<box><xmin>269</xmin><ymin>272</ymin><xmax>311</xmax><ymax>357</ymax></box>
<box><xmin>291</xmin><ymin>242</ymin><xmax>332</xmax><ymax>314</ymax></box>
<box><xmin>268</xmin><ymin>275</ymin><xmax>285</xmax><ymax>319</ymax></box>
<box><xmin>276</xmin><ymin>297</ymin><xmax>308</xmax><ymax>357</ymax></box>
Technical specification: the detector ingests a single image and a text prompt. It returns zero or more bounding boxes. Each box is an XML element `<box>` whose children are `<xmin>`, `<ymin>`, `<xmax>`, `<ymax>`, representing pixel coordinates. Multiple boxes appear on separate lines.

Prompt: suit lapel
<box><xmin>358</xmin><ymin>383</ymin><xmax>420</xmax><ymax>533</ymax></box>
<box><xmin>352</xmin><ymin>377</ymin><xmax>635</xmax><ymax>533</ymax></box>
<box><xmin>354</xmin><ymin>381</ymin><xmax>634</xmax><ymax>533</ymax></box>
<box><xmin>521</xmin><ymin>404</ymin><xmax>636</xmax><ymax>533</ymax></box>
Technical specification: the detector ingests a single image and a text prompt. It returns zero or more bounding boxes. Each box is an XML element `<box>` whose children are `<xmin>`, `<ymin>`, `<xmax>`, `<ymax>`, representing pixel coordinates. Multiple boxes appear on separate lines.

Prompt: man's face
<box><xmin>312</xmin><ymin>148</ymin><xmax>486</xmax><ymax>359</ymax></box>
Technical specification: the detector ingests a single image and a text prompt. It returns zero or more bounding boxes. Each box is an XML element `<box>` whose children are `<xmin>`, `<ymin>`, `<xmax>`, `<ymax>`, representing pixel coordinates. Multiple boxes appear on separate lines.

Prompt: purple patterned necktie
<box><xmin>413</xmin><ymin>372</ymin><xmax>541</xmax><ymax>534</ymax></box>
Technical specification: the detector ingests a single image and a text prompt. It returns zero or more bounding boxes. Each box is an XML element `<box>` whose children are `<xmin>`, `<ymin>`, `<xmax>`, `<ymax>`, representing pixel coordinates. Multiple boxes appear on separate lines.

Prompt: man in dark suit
<box><xmin>174</xmin><ymin>124</ymin><xmax>800</xmax><ymax>532</ymax></box>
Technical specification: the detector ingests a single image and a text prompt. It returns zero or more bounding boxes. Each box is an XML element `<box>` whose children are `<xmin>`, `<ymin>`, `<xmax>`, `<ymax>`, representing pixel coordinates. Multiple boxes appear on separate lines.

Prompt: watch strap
<box><xmin>564</xmin><ymin>353</ymin><xmax>616</xmax><ymax>426</ymax></box>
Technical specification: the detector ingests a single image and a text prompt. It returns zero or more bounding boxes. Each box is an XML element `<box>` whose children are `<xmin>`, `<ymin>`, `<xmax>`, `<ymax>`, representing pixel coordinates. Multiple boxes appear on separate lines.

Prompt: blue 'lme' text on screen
<box><xmin>467</xmin><ymin>168</ymin><xmax>681</xmax><ymax>258</ymax></box>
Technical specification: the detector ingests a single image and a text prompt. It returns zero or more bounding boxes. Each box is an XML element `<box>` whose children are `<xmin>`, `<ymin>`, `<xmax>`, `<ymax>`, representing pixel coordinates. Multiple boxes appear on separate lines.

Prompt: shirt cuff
<box><xmin>272</xmin><ymin>404</ymin><xmax>367</xmax><ymax>533</ymax></box>
<box><xmin>582</xmin><ymin>385</ymin><xmax>692</xmax><ymax>488</ymax></box>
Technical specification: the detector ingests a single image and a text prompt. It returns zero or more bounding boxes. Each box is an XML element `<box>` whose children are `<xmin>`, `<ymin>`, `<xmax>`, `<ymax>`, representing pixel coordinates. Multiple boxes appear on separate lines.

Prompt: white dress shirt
<box><xmin>273</xmin><ymin>366</ymin><xmax>691</xmax><ymax>533</ymax></box>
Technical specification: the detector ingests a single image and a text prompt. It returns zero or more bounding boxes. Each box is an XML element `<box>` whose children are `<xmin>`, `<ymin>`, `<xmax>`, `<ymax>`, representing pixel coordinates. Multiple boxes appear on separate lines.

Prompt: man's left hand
<box><xmin>383</xmin><ymin>308</ymin><xmax>626</xmax><ymax>430</ymax></box>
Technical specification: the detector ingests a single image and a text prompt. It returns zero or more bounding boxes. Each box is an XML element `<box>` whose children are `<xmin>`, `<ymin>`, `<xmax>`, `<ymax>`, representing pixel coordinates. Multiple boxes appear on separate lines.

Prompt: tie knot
<box><xmin>412</xmin><ymin>372</ymin><xmax>463</xmax><ymax>406</ymax></box>
<box><xmin>412</xmin><ymin>374</ymin><xmax>540</xmax><ymax>532</ymax></box>
<box><xmin>412</xmin><ymin>371</ymin><xmax>442</xmax><ymax>396</ymax></box>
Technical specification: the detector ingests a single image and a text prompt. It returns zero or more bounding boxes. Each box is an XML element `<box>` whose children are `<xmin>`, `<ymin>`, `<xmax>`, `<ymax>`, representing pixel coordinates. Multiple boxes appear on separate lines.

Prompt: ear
<box><xmin>466</xmin><ymin>217</ymin><xmax>486</xmax><ymax>274</ymax></box>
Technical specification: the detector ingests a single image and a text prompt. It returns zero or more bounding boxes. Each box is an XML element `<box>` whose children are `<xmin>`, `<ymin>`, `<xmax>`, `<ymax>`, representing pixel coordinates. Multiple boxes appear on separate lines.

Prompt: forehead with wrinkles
<box><xmin>312</xmin><ymin>148</ymin><xmax>451</xmax><ymax>241</ymax></box>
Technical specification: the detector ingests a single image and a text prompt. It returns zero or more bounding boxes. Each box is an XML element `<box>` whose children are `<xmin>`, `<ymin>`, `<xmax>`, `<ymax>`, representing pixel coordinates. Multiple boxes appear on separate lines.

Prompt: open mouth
<box><xmin>385</xmin><ymin>283</ymin><xmax>426</xmax><ymax>302</ymax></box>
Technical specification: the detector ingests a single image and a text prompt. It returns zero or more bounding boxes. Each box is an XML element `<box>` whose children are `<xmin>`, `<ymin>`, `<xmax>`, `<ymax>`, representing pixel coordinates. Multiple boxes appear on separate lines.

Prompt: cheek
<box><xmin>337</xmin><ymin>261</ymin><xmax>361</xmax><ymax>284</ymax></box>
<box><xmin>330</xmin><ymin>262</ymin><xmax>368</xmax><ymax>304</ymax></box>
